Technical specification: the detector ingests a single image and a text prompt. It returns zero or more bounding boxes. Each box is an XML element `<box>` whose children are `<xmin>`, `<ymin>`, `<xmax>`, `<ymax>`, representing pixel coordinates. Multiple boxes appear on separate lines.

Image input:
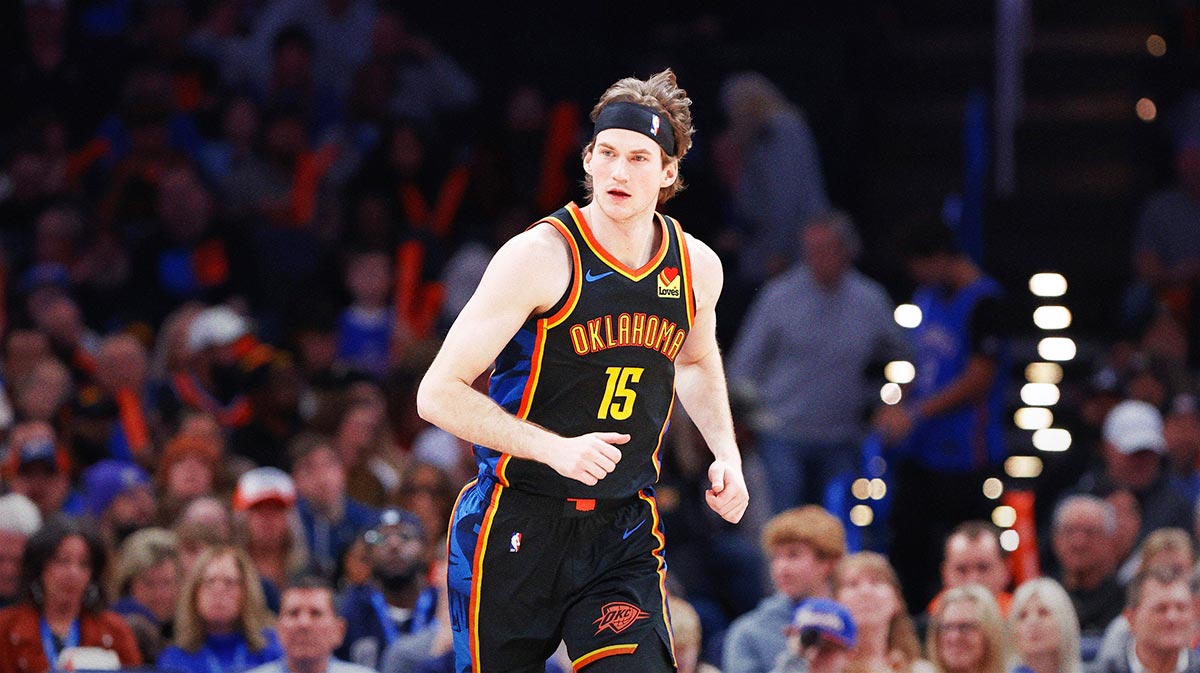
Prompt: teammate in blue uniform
<box><xmin>417</xmin><ymin>69</ymin><xmax>749</xmax><ymax>672</ymax></box>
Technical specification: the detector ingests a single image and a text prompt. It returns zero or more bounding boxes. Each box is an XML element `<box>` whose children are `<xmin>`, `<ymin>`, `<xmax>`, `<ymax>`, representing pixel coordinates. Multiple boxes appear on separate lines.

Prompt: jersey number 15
<box><xmin>598</xmin><ymin>366</ymin><xmax>643</xmax><ymax>420</ymax></box>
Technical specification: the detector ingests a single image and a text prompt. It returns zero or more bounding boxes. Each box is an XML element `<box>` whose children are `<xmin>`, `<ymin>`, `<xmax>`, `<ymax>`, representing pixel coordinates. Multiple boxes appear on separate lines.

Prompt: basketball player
<box><xmin>417</xmin><ymin>69</ymin><xmax>749</xmax><ymax>672</ymax></box>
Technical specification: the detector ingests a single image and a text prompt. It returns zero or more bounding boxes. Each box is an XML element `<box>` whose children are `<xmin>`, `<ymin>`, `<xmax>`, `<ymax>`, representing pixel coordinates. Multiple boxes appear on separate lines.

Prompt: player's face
<box><xmin>585</xmin><ymin>129</ymin><xmax>676</xmax><ymax>224</ymax></box>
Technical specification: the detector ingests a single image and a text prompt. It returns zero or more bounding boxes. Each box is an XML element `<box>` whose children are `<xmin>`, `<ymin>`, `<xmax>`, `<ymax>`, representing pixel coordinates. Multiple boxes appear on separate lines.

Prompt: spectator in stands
<box><xmin>335</xmin><ymin>247</ymin><xmax>399</xmax><ymax>379</ymax></box>
<box><xmin>233</xmin><ymin>467</ymin><xmax>307</xmax><ymax>595</ymax></box>
<box><xmin>1093</xmin><ymin>527</ymin><xmax>1195</xmax><ymax>669</ymax></box>
<box><xmin>156</xmin><ymin>432</ymin><xmax>223</xmax><ymax>524</ymax></box>
<box><xmin>1097</xmin><ymin>566</ymin><xmax>1200</xmax><ymax>673</ymax></box>
<box><xmin>244</xmin><ymin>577</ymin><xmax>376</xmax><ymax>673</ymax></box>
<box><xmin>3</xmin><ymin>421</ymin><xmax>81</xmax><ymax>517</ymax></box>
<box><xmin>929</xmin><ymin>521</ymin><xmax>1012</xmax><ymax>617</ymax></box>
<box><xmin>82</xmin><ymin>458</ymin><xmax>157</xmax><ymax>549</ymax></box>
<box><xmin>875</xmin><ymin>219</ymin><xmax>1011</xmax><ymax>611</ymax></box>
<box><xmin>290</xmin><ymin>432</ymin><xmax>378</xmax><ymax>580</ymax></box>
<box><xmin>1164</xmin><ymin>393</ymin><xmax>1200</xmax><ymax>502</ymax></box>
<box><xmin>670</xmin><ymin>595</ymin><xmax>724</xmax><ymax>673</ymax></box>
<box><xmin>337</xmin><ymin>508</ymin><xmax>436</xmax><ymax>669</ymax></box>
<box><xmin>0</xmin><ymin>494</ymin><xmax>42</xmax><ymax>608</ymax></box>
<box><xmin>728</xmin><ymin>210</ymin><xmax>907</xmax><ymax>511</ymax></box>
<box><xmin>925</xmin><ymin>584</ymin><xmax>1008</xmax><ymax>673</ymax></box>
<box><xmin>0</xmin><ymin>519</ymin><xmax>142</xmax><ymax>673</ymax></box>
<box><xmin>162</xmin><ymin>305</ymin><xmax>259</xmax><ymax>432</ymax></box>
<box><xmin>1007</xmin><ymin>577</ymin><xmax>1083</xmax><ymax>673</ymax></box>
<box><xmin>334</xmin><ymin>400</ymin><xmax>402</xmax><ymax>507</ymax></box>
<box><xmin>1050</xmin><ymin>494</ymin><xmax>1124</xmax><ymax>659</ymax></box>
<box><xmin>714</xmin><ymin>71</ymin><xmax>830</xmax><ymax>294</ymax></box>
<box><xmin>159</xmin><ymin>546</ymin><xmax>283</xmax><ymax>673</ymax></box>
<box><xmin>1072</xmin><ymin>399</ymin><xmax>1193</xmax><ymax>545</ymax></box>
<box><xmin>174</xmin><ymin>496</ymin><xmax>234</xmax><ymax>574</ymax></box>
<box><xmin>770</xmin><ymin>598</ymin><xmax>856</xmax><ymax>673</ymax></box>
<box><xmin>110</xmin><ymin>527</ymin><xmax>182</xmax><ymax>662</ymax></box>
<box><xmin>833</xmin><ymin>552</ymin><xmax>932</xmax><ymax>673</ymax></box>
<box><xmin>724</xmin><ymin>506</ymin><xmax>847</xmax><ymax>673</ymax></box>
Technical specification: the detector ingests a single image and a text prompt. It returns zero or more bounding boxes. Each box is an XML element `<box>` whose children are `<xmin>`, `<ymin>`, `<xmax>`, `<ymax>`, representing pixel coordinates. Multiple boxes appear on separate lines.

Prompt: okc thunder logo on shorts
<box><xmin>592</xmin><ymin>601</ymin><xmax>649</xmax><ymax>635</ymax></box>
<box><xmin>650</xmin><ymin>114</ymin><xmax>660</xmax><ymax>136</ymax></box>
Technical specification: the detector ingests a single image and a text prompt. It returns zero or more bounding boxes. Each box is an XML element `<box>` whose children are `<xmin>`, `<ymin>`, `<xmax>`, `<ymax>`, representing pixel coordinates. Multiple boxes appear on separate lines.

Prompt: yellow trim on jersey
<box><xmin>567</xmin><ymin>202</ymin><xmax>669</xmax><ymax>282</ymax></box>
<box><xmin>571</xmin><ymin>644</ymin><xmax>639</xmax><ymax>671</ymax></box>
<box><xmin>469</xmin><ymin>483</ymin><xmax>504</xmax><ymax>673</ymax></box>
<box><xmin>637</xmin><ymin>490</ymin><xmax>676</xmax><ymax>665</ymax></box>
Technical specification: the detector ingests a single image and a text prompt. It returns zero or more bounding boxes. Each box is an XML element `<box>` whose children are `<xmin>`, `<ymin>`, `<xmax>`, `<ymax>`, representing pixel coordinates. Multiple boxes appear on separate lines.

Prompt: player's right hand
<box><xmin>546</xmin><ymin>432</ymin><xmax>627</xmax><ymax>486</ymax></box>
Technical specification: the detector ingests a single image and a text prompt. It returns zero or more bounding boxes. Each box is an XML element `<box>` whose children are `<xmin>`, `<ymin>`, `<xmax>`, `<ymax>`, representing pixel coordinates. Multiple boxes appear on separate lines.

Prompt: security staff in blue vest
<box><xmin>873</xmin><ymin>218</ymin><xmax>1012</xmax><ymax>612</ymax></box>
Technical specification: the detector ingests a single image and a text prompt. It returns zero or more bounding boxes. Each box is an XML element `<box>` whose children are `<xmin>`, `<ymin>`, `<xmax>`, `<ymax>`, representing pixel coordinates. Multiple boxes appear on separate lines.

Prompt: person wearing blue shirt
<box><xmin>158</xmin><ymin>547</ymin><xmax>284</xmax><ymax>673</ymax></box>
<box><xmin>336</xmin><ymin>509</ymin><xmax>437</xmax><ymax>670</ymax></box>
<box><xmin>289</xmin><ymin>433</ymin><xmax>378</xmax><ymax>580</ymax></box>
<box><xmin>874</xmin><ymin>218</ymin><xmax>1012</xmax><ymax>612</ymax></box>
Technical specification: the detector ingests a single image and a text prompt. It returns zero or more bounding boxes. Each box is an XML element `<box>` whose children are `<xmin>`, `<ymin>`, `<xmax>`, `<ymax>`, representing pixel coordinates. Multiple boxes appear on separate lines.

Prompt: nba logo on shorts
<box><xmin>650</xmin><ymin>114</ymin><xmax>660</xmax><ymax>136</ymax></box>
<box><xmin>509</xmin><ymin>532</ymin><xmax>522</xmax><ymax>553</ymax></box>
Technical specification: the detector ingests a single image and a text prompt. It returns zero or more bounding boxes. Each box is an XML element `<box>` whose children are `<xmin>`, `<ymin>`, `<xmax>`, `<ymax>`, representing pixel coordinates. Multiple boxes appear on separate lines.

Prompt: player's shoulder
<box><xmin>679</xmin><ymin>230</ymin><xmax>722</xmax><ymax>274</ymax></box>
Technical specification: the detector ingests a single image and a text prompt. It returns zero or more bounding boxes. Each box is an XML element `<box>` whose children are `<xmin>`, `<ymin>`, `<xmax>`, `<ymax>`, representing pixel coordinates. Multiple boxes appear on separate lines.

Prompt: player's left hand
<box><xmin>705</xmin><ymin>459</ymin><xmax>748</xmax><ymax>524</ymax></box>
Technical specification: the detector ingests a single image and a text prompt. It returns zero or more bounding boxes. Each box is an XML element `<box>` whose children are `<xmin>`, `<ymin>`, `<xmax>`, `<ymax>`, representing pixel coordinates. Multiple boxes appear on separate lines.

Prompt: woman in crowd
<box><xmin>0</xmin><ymin>519</ymin><xmax>142</xmax><ymax>673</ymax></box>
<box><xmin>110</xmin><ymin>527</ymin><xmax>182</xmax><ymax>662</ymax></box>
<box><xmin>158</xmin><ymin>546</ymin><xmax>283</xmax><ymax>673</ymax></box>
<box><xmin>927</xmin><ymin>584</ymin><xmax>1010</xmax><ymax>673</ymax></box>
<box><xmin>1007</xmin><ymin>578</ymin><xmax>1083</xmax><ymax>673</ymax></box>
<box><xmin>833</xmin><ymin>552</ymin><xmax>934</xmax><ymax>673</ymax></box>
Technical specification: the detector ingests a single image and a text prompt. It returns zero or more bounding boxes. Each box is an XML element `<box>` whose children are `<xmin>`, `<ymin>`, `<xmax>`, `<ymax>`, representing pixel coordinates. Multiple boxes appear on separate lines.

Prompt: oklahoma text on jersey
<box><xmin>567</xmin><ymin>312</ymin><xmax>688</xmax><ymax>361</ymax></box>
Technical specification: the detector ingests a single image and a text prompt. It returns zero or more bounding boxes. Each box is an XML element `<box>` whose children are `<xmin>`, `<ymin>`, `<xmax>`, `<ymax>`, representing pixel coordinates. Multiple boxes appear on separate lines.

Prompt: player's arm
<box><xmin>415</xmin><ymin>224</ymin><xmax>626</xmax><ymax>486</ymax></box>
<box><xmin>673</xmin><ymin>234</ymin><xmax>748</xmax><ymax>524</ymax></box>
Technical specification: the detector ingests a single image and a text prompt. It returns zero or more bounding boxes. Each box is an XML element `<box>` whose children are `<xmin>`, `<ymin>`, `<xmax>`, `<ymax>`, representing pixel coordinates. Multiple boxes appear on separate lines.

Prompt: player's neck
<box><xmin>580</xmin><ymin>201</ymin><xmax>661</xmax><ymax>269</ymax></box>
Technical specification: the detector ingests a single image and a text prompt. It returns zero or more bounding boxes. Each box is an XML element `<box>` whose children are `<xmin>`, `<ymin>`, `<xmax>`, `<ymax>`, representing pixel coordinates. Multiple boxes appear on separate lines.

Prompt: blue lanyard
<box><xmin>39</xmin><ymin>618</ymin><xmax>80</xmax><ymax>669</ymax></box>
<box><xmin>204</xmin><ymin>641</ymin><xmax>248</xmax><ymax>673</ymax></box>
<box><xmin>368</xmin><ymin>590</ymin><xmax>400</xmax><ymax>646</ymax></box>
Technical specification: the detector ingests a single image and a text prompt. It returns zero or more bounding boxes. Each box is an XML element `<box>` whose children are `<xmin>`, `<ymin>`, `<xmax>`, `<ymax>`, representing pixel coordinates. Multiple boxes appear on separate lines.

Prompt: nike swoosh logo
<box><xmin>622</xmin><ymin>519</ymin><xmax>646</xmax><ymax>540</ymax></box>
<box><xmin>585</xmin><ymin>269</ymin><xmax>615</xmax><ymax>282</ymax></box>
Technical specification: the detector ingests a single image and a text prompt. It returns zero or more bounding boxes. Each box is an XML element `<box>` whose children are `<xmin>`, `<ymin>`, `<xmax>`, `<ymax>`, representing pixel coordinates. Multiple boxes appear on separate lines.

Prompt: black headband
<box><xmin>593</xmin><ymin>102</ymin><xmax>676</xmax><ymax>157</ymax></box>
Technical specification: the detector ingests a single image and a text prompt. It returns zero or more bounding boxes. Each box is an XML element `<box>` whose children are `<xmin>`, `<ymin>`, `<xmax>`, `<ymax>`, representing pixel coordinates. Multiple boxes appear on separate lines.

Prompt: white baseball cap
<box><xmin>1103</xmin><ymin>400</ymin><xmax>1166</xmax><ymax>455</ymax></box>
<box><xmin>186</xmin><ymin>306</ymin><xmax>249</xmax><ymax>354</ymax></box>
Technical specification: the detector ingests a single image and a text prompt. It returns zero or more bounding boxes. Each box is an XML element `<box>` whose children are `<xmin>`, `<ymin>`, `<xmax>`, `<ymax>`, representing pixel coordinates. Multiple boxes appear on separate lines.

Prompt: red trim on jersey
<box><xmin>672</xmin><ymin>218</ymin><xmax>696</xmax><ymax>328</ymax></box>
<box><xmin>542</xmin><ymin>217</ymin><xmax>584</xmax><ymax>328</ymax></box>
<box><xmin>567</xmin><ymin>202</ymin><xmax>668</xmax><ymax>282</ymax></box>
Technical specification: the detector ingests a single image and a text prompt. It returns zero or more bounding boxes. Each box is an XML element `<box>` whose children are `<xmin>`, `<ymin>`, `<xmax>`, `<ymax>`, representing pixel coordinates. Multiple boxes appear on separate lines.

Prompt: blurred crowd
<box><xmin>3</xmin><ymin>0</ymin><xmax>1200</xmax><ymax>672</ymax></box>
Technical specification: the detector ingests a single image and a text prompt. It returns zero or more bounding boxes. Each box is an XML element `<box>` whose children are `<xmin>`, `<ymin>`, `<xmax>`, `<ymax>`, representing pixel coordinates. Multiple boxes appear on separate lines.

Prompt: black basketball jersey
<box><xmin>479</xmin><ymin>201</ymin><xmax>696</xmax><ymax>499</ymax></box>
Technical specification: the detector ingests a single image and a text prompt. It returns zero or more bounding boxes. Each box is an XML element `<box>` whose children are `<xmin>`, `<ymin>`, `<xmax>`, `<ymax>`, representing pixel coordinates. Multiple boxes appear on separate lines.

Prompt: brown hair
<box><xmin>761</xmin><ymin>505</ymin><xmax>847</xmax><ymax>560</ymax></box>
<box><xmin>173</xmin><ymin>546</ymin><xmax>272</xmax><ymax>653</ymax></box>
<box><xmin>834</xmin><ymin>552</ymin><xmax>922</xmax><ymax>672</ymax></box>
<box><xmin>582</xmin><ymin>68</ymin><xmax>695</xmax><ymax>205</ymax></box>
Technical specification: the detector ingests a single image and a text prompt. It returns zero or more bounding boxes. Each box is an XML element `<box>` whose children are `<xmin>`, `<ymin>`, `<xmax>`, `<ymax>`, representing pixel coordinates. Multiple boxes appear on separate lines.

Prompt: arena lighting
<box><xmin>999</xmin><ymin>529</ymin><xmax>1020</xmax><ymax>552</ymax></box>
<box><xmin>1029</xmin><ymin>273</ymin><xmax>1067</xmax><ymax>297</ymax></box>
<box><xmin>849</xmin><ymin>505</ymin><xmax>874</xmax><ymax>527</ymax></box>
<box><xmin>894</xmin><ymin>304</ymin><xmax>922</xmax><ymax>328</ymax></box>
<box><xmin>1005</xmin><ymin>456</ymin><xmax>1044</xmax><ymax>479</ymax></box>
<box><xmin>1033</xmin><ymin>306</ymin><xmax>1072</xmax><ymax>330</ymax></box>
<box><xmin>1033</xmin><ymin>428</ymin><xmax>1072</xmax><ymax>452</ymax></box>
<box><xmin>1025</xmin><ymin>362</ymin><xmax>1063</xmax><ymax>384</ymax></box>
<box><xmin>1147</xmin><ymin>34</ymin><xmax>1167</xmax><ymax>57</ymax></box>
<box><xmin>884</xmin><ymin>360</ymin><xmax>916</xmax><ymax>385</ymax></box>
<box><xmin>1137</xmin><ymin>98</ymin><xmax>1158</xmax><ymax>123</ymax></box>
<box><xmin>868</xmin><ymin>478</ymin><xmax>887</xmax><ymax>500</ymax></box>
<box><xmin>992</xmin><ymin>505</ymin><xmax>1018</xmax><ymax>528</ymax></box>
<box><xmin>1038</xmin><ymin>337</ymin><xmax>1077</xmax><ymax>362</ymax></box>
<box><xmin>880</xmin><ymin>383</ymin><xmax>903</xmax><ymax>405</ymax></box>
<box><xmin>982</xmin><ymin>477</ymin><xmax>1004</xmax><ymax>500</ymax></box>
<box><xmin>852</xmin><ymin>478</ymin><xmax>871</xmax><ymax>500</ymax></box>
<box><xmin>1014</xmin><ymin>407</ymin><xmax>1054</xmax><ymax>430</ymax></box>
<box><xmin>1020</xmin><ymin>383</ymin><xmax>1060</xmax><ymax>406</ymax></box>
